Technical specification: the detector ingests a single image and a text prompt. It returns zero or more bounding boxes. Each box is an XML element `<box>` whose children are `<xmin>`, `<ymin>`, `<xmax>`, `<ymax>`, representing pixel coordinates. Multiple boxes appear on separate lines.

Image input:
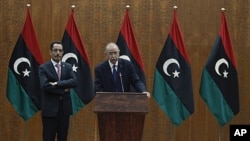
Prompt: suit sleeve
<box><xmin>39</xmin><ymin>66</ymin><xmax>58</xmax><ymax>94</ymax></box>
<box><xmin>127</xmin><ymin>61</ymin><xmax>146</xmax><ymax>92</ymax></box>
<box><xmin>94</xmin><ymin>66</ymin><xmax>104</xmax><ymax>92</ymax></box>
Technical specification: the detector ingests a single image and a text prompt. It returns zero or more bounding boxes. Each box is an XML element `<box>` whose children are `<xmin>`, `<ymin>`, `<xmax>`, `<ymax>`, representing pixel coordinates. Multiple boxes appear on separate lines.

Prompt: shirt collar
<box><xmin>51</xmin><ymin>59</ymin><xmax>61</xmax><ymax>66</ymax></box>
<box><xmin>108</xmin><ymin>60</ymin><xmax>118</xmax><ymax>68</ymax></box>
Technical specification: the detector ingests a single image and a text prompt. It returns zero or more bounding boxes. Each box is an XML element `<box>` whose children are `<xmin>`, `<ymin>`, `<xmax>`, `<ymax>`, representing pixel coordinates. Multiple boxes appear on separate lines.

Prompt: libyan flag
<box><xmin>6</xmin><ymin>8</ymin><xmax>44</xmax><ymax>121</ymax></box>
<box><xmin>153</xmin><ymin>9</ymin><xmax>194</xmax><ymax>126</ymax></box>
<box><xmin>199</xmin><ymin>11</ymin><xmax>239</xmax><ymax>126</ymax></box>
<box><xmin>62</xmin><ymin>9</ymin><xmax>94</xmax><ymax>114</ymax></box>
<box><xmin>116</xmin><ymin>8</ymin><xmax>146</xmax><ymax>87</ymax></box>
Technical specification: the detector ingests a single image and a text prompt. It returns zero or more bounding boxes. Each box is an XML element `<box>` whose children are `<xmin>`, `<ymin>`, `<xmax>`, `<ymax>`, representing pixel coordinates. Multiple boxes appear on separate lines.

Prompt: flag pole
<box><xmin>67</xmin><ymin>5</ymin><xmax>76</xmax><ymax>141</ymax></box>
<box><xmin>24</xmin><ymin>4</ymin><xmax>31</xmax><ymax>141</ymax></box>
<box><xmin>23</xmin><ymin>4</ymin><xmax>31</xmax><ymax>141</ymax></box>
<box><xmin>218</xmin><ymin>124</ymin><xmax>223</xmax><ymax>141</ymax></box>
<box><xmin>218</xmin><ymin>125</ymin><xmax>221</xmax><ymax>141</ymax></box>
<box><xmin>170</xmin><ymin>123</ymin><xmax>174</xmax><ymax>141</ymax></box>
<box><xmin>218</xmin><ymin>8</ymin><xmax>225</xmax><ymax>141</ymax></box>
<box><xmin>169</xmin><ymin>6</ymin><xmax>178</xmax><ymax>141</ymax></box>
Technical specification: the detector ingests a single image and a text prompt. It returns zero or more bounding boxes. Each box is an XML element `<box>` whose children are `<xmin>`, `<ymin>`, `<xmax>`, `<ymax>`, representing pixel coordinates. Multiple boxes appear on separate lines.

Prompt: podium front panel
<box><xmin>94</xmin><ymin>92</ymin><xmax>148</xmax><ymax>113</ymax></box>
<box><xmin>94</xmin><ymin>92</ymin><xmax>149</xmax><ymax>141</ymax></box>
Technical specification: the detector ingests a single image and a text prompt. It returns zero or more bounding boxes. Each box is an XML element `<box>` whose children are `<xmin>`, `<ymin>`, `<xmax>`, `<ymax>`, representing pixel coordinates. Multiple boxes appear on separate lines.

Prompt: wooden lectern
<box><xmin>94</xmin><ymin>92</ymin><xmax>149</xmax><ymax>141</ymax></box>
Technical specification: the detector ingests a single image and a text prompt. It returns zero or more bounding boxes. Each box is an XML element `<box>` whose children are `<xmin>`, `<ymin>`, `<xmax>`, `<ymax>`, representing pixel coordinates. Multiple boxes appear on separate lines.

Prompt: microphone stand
<box><xmin>119</xmin><ymin>72</ymin><xmax>124</xmax><ymax>93</ymax></box>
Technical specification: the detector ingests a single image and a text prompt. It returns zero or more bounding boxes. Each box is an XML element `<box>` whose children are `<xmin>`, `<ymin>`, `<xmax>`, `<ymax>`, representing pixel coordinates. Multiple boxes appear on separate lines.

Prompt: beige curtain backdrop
<box><xmin>0</xmin><ymin>0</ymin><xmax>249</xmax><ymax>141</ymax></box>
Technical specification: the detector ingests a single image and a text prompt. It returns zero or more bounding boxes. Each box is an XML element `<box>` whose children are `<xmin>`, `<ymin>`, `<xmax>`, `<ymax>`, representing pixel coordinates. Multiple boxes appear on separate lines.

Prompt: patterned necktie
<box><xmin>112</xmin><ymin>65</ymin><xmax>117</xmax><ymax>83</ymax></box>
<box><xmin>56</xmin><ymin>63</ymin><xmax>61</xmax><ymax>80</ymax></box>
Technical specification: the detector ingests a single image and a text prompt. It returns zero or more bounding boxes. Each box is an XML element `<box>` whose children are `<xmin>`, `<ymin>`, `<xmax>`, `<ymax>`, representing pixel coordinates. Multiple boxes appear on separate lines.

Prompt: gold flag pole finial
<box><xmin>126</xmin><ymin>5</ymin><xmax>130</xmax><ymax>9</ymax></box>
<box><xmin>71</xmin><ymin>5</ymin><xmax>76</xmax><ymax>9</ymax></box>
<box><xmin>221</xmin><ymin>8</ymin><xmax>225</xmax><ymax>11</ymax></box>
<box><xmin>26</xmin><ymin>4</ymin><xmax>31</xmax><ymax>7</ymax></box>
<box><xmin>173</xmin><ymin>6</ymin><xmax>178</xmax><ymax>10</ymax></box>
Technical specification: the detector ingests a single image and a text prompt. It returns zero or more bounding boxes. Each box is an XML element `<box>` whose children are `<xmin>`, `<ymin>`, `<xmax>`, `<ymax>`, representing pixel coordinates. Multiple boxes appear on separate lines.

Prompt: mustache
<box><xmin>110</xmin><ymin>58</ymin><xmax>117</xmax><ymax>61</ymax></box>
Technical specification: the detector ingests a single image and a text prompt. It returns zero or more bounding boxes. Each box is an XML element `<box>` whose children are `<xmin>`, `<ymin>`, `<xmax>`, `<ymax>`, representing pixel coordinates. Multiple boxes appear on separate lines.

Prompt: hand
<box><xmin>49</xmin><ymin>82</ymin><xmax>57</xmax><ymax>86</ymax></box>
<box><xmin>143</xmin><ymin>92</ymin><xmax>150</xmax><ymax>98</ymax></box>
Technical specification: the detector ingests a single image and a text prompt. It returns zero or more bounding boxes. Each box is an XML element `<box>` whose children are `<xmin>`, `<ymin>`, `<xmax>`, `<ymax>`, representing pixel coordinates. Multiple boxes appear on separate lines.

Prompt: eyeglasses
<box><xmin>107</xmin><ymin>51</ymin><xmax>119</xmax><ymax>56</ymax></box>
<box><xmin>52</xmin><ymin>49</ymin><xmax>63</xmax><ymax>53</ymax></box>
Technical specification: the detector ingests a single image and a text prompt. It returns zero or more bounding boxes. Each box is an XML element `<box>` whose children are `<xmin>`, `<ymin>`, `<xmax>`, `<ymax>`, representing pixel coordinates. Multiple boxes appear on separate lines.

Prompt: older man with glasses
<box><xmin>94</xmin><ymin>42</ymin><xmax>148</xmax><ymax>95</ymax></box>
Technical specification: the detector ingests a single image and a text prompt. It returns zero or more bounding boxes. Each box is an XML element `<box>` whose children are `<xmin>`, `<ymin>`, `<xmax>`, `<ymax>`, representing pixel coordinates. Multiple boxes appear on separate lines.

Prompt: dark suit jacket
<box><xmin>94</xmin><ymin>58</ymin><xmax>146</xmax><ymax>93</ymax></box>
<box><xmin>39</xmin><ymin>61</ymin><xmax>77</xmax><ymax>117</ymax></box>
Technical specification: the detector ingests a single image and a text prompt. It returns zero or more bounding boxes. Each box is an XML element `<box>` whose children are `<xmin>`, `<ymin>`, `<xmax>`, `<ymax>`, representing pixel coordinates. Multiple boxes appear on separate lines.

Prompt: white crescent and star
<box><xmin>163</xmin><ymin>58</ymin><xmax>180</xmax><ymax>78</ymax></box>
<box><xmin>215</xmin><ymin>58</ymin><xmax>229</xmax><ymax>78</ymax></box>
<box><xmin>119</xmin><ymin>55</ymin><xmax>131</xmax><ymax>62</ymax></box>
<box><xmin>62</xmin><ymin>53</ymin><xmax>79</xmax><ymax>72</ymax></box>
<box><xmin>12</xmin><ymin>55</ymin><xmax>230</xmax><ymax>79</ymax></box>
<box><xmin>13</xmin><ymin>57</ymin><xmax>31</xmax><ymax>77</ymax></box>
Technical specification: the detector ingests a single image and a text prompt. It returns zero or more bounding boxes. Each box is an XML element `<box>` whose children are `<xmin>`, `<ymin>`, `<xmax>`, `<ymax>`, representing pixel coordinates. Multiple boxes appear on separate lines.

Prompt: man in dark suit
<box><xmin>39</xmin><ymin>41</ymin><xmax>77</xmax><ymax>141</ymax></box>
<box><xmin>94</xmin><ymin>42</ymin><xmax>148</xmax><ymax>95</ymax></box>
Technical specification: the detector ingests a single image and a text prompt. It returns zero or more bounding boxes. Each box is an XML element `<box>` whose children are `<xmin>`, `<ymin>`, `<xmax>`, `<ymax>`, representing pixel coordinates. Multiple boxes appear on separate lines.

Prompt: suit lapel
<box><xmin>60</xmin><ymin>62</ymin><xmax>66</xmax><ymax>80</ymax></box>
<box><xmin>104</xmin><ymin>60</ymin><xmax>112</xmax><ymax>75</ymax></box>
<box><xmin>103</xmin><ymin>61</ymin><xmax>115</xmax><ymax>84</ymax></box>
<box><xmin>48</xmin><ymin>62</ymin><xmax>58</xmax><ymax>79</ymax></box>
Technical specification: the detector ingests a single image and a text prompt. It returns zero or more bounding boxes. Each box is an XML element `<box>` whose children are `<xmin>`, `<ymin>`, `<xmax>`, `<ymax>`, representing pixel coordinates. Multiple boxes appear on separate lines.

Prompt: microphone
<box><xmin>119</xmin><ymin>72</ymin><xmax>124</xmax><ymax>93</ymax></box>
